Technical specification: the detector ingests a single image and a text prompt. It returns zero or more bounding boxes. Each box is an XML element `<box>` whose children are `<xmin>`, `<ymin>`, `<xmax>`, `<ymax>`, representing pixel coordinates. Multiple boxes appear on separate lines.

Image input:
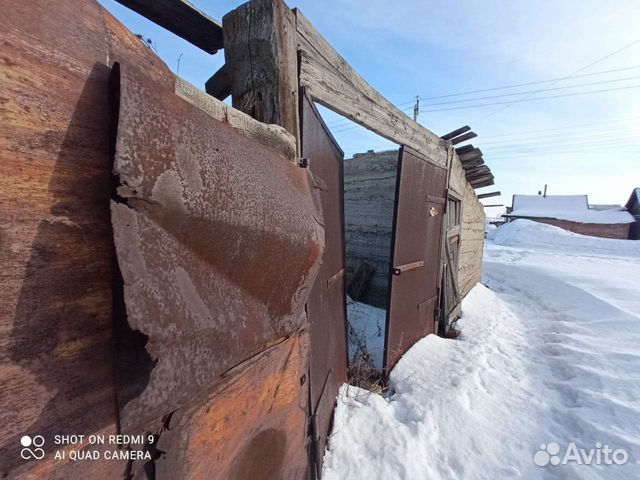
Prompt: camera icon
<box><xmin>20</xmin><ymin>435</ymin><xmax>45</xmax><ymax>460</ymax></box>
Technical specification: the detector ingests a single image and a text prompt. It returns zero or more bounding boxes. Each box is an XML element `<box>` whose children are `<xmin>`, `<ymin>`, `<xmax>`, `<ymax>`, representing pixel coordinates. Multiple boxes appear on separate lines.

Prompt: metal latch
<box><xmin>393</xmin><ymin>260</ymin><xmax>425</xmax><ymax>275</ymax></box>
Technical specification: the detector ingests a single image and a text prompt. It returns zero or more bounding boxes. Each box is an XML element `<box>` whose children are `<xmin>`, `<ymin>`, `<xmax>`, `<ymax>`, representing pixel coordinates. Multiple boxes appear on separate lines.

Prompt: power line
<box><xmin>478</xmin><ymin>126</ymin><xmax>640</xmax><ymax>146</ymax></box>
<box><xmin>419</xmin><ymin>75</ymin><xmax>640</xmax><ymax>107</ymax></box>
<box><xmin>484</xmin><ymin>137</ymin><xmax>640</xmax><ymax>153</ymax></box>
<box><xmin>475</xmin><ymin>38</ymin><xmax>640</xmax><ymax>121</ymax></box>
<box><xmin>487</xmin><ymin>141</ymin><xmax>640</xmax><ymax>157</ymax></box>
<box><xmin>478</xmin><ymin>116</ymin><xmax>640</xmax><ymax>139</ymax></box>
<box><xmin>404</xmin><ymin>65</ymin><xmax>640</xmax><ymax>104</ymax></box>
<box><xmin>421</xmin><ymin>84</ymin><xmax>640</xmax><ymax>113</ymax></box>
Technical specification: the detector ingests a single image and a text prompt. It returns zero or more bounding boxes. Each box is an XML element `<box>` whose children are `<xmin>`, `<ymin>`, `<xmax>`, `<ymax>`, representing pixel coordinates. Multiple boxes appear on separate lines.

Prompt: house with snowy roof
<box><xmin>503</xmin><ymin>194</ymin><xmax>635</xmax><ymax>239</ymax></box>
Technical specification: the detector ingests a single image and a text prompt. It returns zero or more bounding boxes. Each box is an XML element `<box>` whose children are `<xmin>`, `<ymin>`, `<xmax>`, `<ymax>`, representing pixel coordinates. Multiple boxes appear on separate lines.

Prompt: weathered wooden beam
<box><xmin>467</xmin><ymin>170</ymin><xmax>493</xmax><ymax>181</ymax></box>
<box><xmin>441</xmin><ymin>125</ymin><xmax>470</xmax><ymax>141</ymax></box>
<box><xmin>461</xmin><ymin>158</ymin><xmax>484</xmax><ymax>169</ymax></box>
<box><xmin>295</xmin><ymin>9</ymin><xmax>447</xmax><ymax>167</ymax></box>
<box><xmin>477</xmin><ymin>191</ymin><xmax>501</xmax><ymax>199</ymax></box>
<box><xmin>455</xmin><ymin>144</ymin><xmax>475</xmax><ymax>155</ymax></box>
<box><xmin>451</xmin><ymin>131</ymin><xmax>478</xmax><ymax>145</ymax></box>
<box><xmin>465</xmin><ymin>162</ymin><xmax>488</xmax><ymax>171</ymax></box>
<box><xmin>115</xmin><ymin>0</ymin><xmax>223</xmax><ymax>54</ymax></box>
<box><xmin>458</xmin><ymin>148</ymin><xmax>482</xmax><ymax>161</ymax></box>
<box><xmin>470</xmin><ymin>174</ymin><xmax>494</xmax><ymax>185</ymax></box>
<box><xmin>205</xmin><ymin>64</ymin><xmax>231</xmax><ymax>100</ymax></box>
<box><xmin>473</xmin><ymin>178</ymin><xmax>495</xmax><ymax>188</ymax></box>
<box><xmin>465</xmin><ymin>167</ymin><xmax>490</xmax><ymax>178</ymax></box>
<box><xmin>461</xmin><ymin>159</ymin><xmax>485</xmax><ymax>169</ymax></box>
<box><xmin>223</xmin><ymin>0</ymin><xmax>299</xmax><ymax>146</ymax></box>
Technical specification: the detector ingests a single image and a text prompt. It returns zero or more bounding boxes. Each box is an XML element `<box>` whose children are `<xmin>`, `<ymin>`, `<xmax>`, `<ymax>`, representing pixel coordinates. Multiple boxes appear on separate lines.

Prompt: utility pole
<box><xmin>413</xmin><ymin>95</ymin><xmax>419</xmax><ymax>122</ymax></box>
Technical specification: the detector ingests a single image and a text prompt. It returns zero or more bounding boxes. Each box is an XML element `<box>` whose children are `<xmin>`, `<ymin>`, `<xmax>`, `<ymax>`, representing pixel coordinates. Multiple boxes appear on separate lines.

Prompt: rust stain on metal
<box><xmin>384</xmin><ymin>146</ymin><xmax>448</xmax><ymax>371</ymax></box>
<box><xmin>301</xmin><ymin>95</ymin><xmax>349</xmax><ymax>463</ymax></box>
<box><xmin>153</xmin><ymin>330</ymin><xmax>310</xmax><ymax>480</ymax></box>
<box><xmin>111</xmin><ymin>64</ymin><xmax>324</xmax><ymax>431</ymax></box>
<box><xmin>0</xmin><ymin>0</ymin><xmax>172</xmax><ymax>477</ymax></box>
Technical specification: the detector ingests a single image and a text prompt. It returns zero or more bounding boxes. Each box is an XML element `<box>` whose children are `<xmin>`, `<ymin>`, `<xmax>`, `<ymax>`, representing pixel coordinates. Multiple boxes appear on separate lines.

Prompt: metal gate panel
<box><xmin>154</xmin><ymin>331</ymin><xmax>310</xmax><ymax>480</ymax></box>
<box><xmin>301</xmin><ymin>95</ymin><xmax>349</xmax><ymax>469</ymax></box>
<box><xmin>111</xmin><ymin>64</ymin><xmax>324</xmax><ymax>431</ymax></box>
<box><xmin>384</xmin><ymin>146</ymin><xmax>448</xmax><ymax>370</ymax></box>
<box><xmin>0</xmin><ymin>0</ymin><xmax>175</xmax><ymax>476</ymax></box>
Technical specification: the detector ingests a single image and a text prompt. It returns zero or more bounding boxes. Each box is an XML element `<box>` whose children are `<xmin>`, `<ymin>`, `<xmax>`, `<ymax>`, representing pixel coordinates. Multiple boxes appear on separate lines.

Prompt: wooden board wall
<box><xmin>459</xmin><ymin>183</ymin><xmax>486</xmax><ymax>297</ymax></box>
<box><xmin>447</xmin><ymin>151</ymin><xmax>485</xmax><ymax>299</ymax></box>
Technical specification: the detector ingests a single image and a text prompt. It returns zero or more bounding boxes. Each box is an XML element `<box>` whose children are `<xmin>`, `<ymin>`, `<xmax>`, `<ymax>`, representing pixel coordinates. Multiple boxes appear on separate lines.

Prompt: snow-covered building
<box><xmin>626</xmin><ymin>188</ymin><xmax>640</xmax><ymax>240</ymax></box>
<box><xmin>504</xmin><ymin>194</ymin><xmax>634</xmax><ymax>239</ymax></box>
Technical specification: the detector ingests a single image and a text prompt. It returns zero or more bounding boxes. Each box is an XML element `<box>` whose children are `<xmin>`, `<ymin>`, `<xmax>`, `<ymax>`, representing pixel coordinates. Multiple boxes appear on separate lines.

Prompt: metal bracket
<box><xmin>392</xmin><ymin>260</ymin><xmax>424</xmax><ymax>275</ymax></box>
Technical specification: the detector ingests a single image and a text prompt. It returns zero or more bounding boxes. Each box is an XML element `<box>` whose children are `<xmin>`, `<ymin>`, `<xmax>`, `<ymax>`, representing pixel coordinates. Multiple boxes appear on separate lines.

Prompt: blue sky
<box><xmin>98</xmin><ymin>0</ymin><xmax>640</xmax><ymax>216</ymax></box>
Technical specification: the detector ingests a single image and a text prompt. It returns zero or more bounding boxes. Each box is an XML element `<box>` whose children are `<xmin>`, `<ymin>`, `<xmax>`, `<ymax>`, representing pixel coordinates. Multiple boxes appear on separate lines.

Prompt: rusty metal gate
<box><xmin>384</xmin><ymin>146</ymin><xmax>448</xmax><ymax>370</ymax></box>
<box><xmin>111</xmin><ymin>64</ymin><xmax>322</xmax><ymax>479</ymax></box>
<box><xmin>301</xmin><ymin>94</ymin><xmax>349</xmax><ymax>478</ymax></box>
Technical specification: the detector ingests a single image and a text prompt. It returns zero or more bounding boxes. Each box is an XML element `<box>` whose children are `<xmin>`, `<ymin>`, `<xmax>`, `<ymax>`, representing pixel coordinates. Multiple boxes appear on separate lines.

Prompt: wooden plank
<box><xmin>458</xmin><ymin>148</ymin><xmax>482</xmax><ymax>161</ymax></box>
<box><xmin>441</xmin><ymin>125</ymin><xmax>470</xmax><ymax>140</ymax></box>
<box><xmin>115</xmin><ymin>0</ymin><xmax>223</xmax><ymax>54</ymax></box>
<box><xmin>205</xmin><ymin>63</ymin><xmax>231</xmax><ymax>99</ymax></box>
<box><xmin>223</xmin><ymin>0</ymin><xmax>299</xmax><ymax>147</ymax></box>
<box><xmin>477</xmin><ymin>191</ymin><xmax>501</xmax><ymax>199</ymax></box>
<box><xmin>465</xmin><ymin>169</ymin><xmax>490</xmax><ymax>179</ymax></box>
<box><xmin>451</xmin><ymin>131</ymin><xmax>478</xmax><ymax>145</ymax></box>
<box><xmin>462</xmin><ymin>159</ymin><xmax>485</xmax><ymax>169</ymax></box>
<box><xmin>469</xmin><ymin>175</ymin><xmax>494</xmax><ymax>184</ymax></box>
<box><xmin>466</xmin><ymin>165</ymin><xmax>491</xmax><ymax>175</ymax></box>
<box><xmin>455</xmin><ymin>144</ymin><xmax>475</xmax><ymax>154</ymax></box>
<box><xmin>473</xmin><ymin>180</ymin><xmax>495</xmax><ymax>188</ymax></box>
<box><xmin>467</xmin><ymin>171</ymin><xmax>493</xmax><ymax>181</ymax></box>
<box><xmin>295</xmin><ymin>9</ymin><xmax>448</xmax><ymax>167</ymax></box>
<box><xmin>471</xmin><ymin>177</ymin><xmax>495</xmax><ymax>188</ymax></box>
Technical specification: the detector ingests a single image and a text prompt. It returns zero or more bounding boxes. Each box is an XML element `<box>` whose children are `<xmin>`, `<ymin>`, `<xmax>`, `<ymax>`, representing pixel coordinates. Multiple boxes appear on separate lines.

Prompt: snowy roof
<box><xmin>506</xmin><ymin>194</ymin><xmax>634</xmax><ymax>224</ymax></box>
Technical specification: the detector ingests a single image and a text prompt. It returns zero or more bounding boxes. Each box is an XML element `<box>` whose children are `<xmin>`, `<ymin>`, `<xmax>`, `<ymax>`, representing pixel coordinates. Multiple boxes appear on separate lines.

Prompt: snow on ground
<box><xmin>323</xmin><ymin>220</ymin><xmax>640</xmax><ymax>479</ymax></box>
<box><xmin>346</xmin><ymin>298</ymin><xmax>386</xmax><ymax>369</ymax></box>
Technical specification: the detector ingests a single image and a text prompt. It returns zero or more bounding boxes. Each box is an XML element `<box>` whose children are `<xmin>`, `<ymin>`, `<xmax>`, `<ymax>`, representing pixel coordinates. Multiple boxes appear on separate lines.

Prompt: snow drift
<box><xmin>323</xmin><ymin>218</ymin><xmax>640</xmax><ymax>479</ymax></box>
<box><xmin>493</xmin><ymin>219</ymin><xmax>640</xmax><ymax>257</ymax></box>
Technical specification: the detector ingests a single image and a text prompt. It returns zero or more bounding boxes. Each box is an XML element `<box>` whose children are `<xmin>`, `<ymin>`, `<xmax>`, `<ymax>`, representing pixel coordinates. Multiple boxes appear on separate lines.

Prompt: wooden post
<box><xmin>222</xmin><ymin>0</ymin><xmax>299</xmax><ymax>152</ymax></box>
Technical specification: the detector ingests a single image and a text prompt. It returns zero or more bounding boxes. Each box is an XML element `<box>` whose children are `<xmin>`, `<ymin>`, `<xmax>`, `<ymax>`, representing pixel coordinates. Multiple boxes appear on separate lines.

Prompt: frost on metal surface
<box><xmin>111</xmin><ymin>64</ymin><xmax>323</xmax><ymax>431</ymax></box>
